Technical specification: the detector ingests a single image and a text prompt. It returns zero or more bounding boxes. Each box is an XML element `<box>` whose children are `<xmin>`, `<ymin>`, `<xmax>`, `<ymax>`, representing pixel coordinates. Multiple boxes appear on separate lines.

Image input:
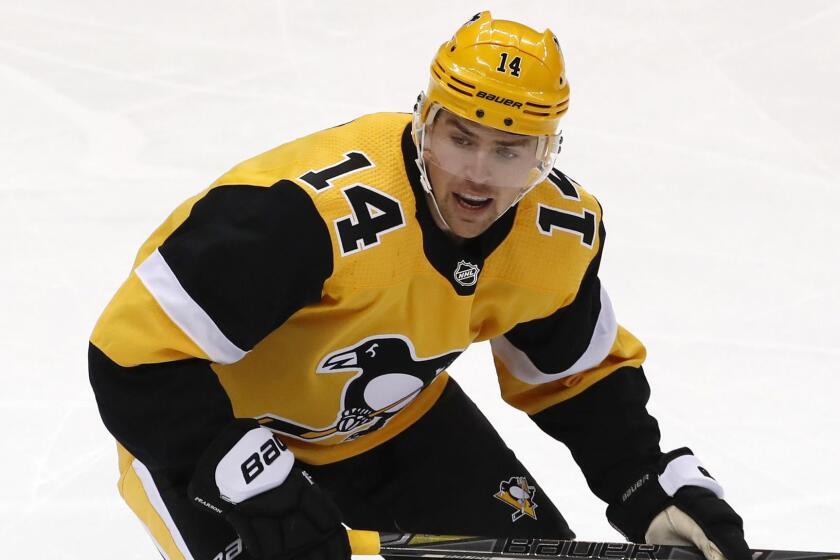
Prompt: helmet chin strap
<box><xmin>414</xmin><ymin>155</ymin><xmax>454</xmax><ymax>233</ymax></box>
<box><xmin>412</xmin><ymin>102</ymin><xmax>457</xmax><ymax>234</ymax></box>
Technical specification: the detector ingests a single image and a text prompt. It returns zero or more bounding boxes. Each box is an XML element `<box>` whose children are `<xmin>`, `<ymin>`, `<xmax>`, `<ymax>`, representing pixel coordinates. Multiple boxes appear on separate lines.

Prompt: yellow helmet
<box><xmin>418</xmin><ymin>11</ymin><xmax>569</xmax><ymax>137</ymax></box>
<box><xmin>411</xmin><ymin>12</ymin><xmax>570</xmax><ymax>230</ymax></box>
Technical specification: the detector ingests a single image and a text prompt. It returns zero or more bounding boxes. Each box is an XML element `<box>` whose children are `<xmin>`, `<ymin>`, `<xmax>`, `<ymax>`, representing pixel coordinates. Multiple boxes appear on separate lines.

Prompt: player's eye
<box><xmin>496</xmin><ymin>146</ymin><xmax>519</xmax><ymax>160</ymax></box>
<box><xmin>450</xmin><ymin>135</ymin><xmax>471</xmax><ymax>146</ymax></box>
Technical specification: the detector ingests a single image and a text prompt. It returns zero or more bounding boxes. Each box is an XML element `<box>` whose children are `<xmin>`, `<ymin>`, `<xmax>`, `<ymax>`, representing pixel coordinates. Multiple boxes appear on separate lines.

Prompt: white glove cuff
<box><xmin>215</xmin><ymin>427</ymin><xmax>295</xmax><ymax>504</ymax></box>
<box><xmin>658</xmin><ymin>454</ymin><xmax>724</xmax><ymax>499</ymax></box>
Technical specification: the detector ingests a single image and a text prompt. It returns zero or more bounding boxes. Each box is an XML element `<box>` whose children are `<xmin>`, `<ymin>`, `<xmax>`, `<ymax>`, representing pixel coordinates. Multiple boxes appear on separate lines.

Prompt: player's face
<box><xmin>423</xmin><ymin>111</ymin><xmax>540</xmax><ymax>239</ymax></box>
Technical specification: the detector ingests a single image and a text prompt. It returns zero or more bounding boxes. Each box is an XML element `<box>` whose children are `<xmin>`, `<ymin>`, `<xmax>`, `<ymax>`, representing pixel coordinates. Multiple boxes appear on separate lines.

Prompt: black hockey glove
<box><xmin>607</xmin><ymin>448</ymin><xmax>750</xmax><ymax>560</ymax></box>
<box><xmin>187</xmin><ymin>419</ymin><xmax>350</xmax><ymax>560</ymax></box>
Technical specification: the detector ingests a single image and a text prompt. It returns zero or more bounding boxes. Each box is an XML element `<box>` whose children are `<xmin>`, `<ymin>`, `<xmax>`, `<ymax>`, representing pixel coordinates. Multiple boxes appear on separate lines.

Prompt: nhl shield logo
<box><xmin>453</xmin><ymin>260</ymin><xmax>480</xmax><ymax>287</ymax></box>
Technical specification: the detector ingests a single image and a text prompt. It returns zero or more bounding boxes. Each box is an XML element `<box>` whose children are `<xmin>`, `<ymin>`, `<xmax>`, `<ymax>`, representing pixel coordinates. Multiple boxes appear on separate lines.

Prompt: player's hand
<box><xmin>607</xmin><ymin>448</ymin><xmax>750</xmax><ymax>560</ymax></box>
<box><xmin>645</xmin><ymin>486</ymin><xmax>750</xmax><ymax>560</ymax></box>
<box><xmin>187</xmin><ymin>419</ymin><xmax>350</xmax><ymax>560</ymax></box>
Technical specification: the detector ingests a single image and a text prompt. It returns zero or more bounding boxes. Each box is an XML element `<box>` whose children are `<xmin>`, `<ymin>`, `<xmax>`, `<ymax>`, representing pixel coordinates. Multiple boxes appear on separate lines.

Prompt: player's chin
<box><xmin>447</xmin><ymin>214</ymin><xmax>494</xmax><ymax>239</ymax></box>
<box><xmin>450</xmin><ymin>225</ymin><xmax>484</xmax><ymax>239</ymax></box>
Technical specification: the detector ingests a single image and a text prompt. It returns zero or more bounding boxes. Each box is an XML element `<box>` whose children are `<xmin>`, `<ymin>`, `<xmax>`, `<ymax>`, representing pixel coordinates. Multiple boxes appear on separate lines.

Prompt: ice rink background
<box><xmin>1</xmin><ymin>1</ymin><xmax>839</xmax><ymax>557</ymax></box>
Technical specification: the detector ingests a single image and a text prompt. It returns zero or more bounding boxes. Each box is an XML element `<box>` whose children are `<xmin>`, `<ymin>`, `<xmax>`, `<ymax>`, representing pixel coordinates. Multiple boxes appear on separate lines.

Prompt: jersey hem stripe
<box><xmin>135</xmin><ymin>249</ymin><xmax>246</xmax><ymax>364</ymax></box>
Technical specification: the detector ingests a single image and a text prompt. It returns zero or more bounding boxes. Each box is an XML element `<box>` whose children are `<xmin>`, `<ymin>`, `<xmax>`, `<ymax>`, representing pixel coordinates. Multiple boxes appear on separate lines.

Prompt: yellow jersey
<box><xmin>89</xmin><ymin>113</ymin><xmax>645</xmax><ymax>469</ymax></box>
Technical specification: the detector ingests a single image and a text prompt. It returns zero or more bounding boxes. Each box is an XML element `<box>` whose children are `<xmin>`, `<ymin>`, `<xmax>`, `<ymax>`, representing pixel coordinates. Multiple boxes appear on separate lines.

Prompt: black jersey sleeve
<box><xmin>153</xmin><ymin>180</ymin><xmax>334</xmax><ymax>353</ymax></box>
<box><xmin>530</xmin><ymin>366</ymin><xmax>663</xmax><ymax>505</ymax></box>
<box><xmin>89</xmin><ymin>179</ymin><xmax>333</xmax><ymax>476</ymax></box>
<box><xmin>88</xmin><ymin>345</ymin><xmax>234</xmax><ymax>479</ymax></box>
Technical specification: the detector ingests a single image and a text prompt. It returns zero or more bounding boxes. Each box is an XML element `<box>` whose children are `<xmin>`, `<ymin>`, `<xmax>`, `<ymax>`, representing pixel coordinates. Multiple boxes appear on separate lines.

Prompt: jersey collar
<box><xmin>400</xmin><ymin>123</ymin><xmax>517</xmax><ymax>296</ymax></box>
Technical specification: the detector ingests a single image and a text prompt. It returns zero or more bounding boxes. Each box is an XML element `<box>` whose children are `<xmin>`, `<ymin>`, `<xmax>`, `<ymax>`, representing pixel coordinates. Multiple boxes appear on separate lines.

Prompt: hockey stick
<box><xmin>346</xmin><ymin>530</ymin><xmax>840</xmax><ymax>560</ymax></box>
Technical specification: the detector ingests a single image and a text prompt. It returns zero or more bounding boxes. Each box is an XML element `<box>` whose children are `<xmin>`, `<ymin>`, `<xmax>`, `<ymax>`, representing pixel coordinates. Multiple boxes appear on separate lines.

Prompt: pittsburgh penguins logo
<box><xmin>257</xmin><ymin>335</ymin><xmax>462</xmax><ymax>442</ymax></box>
<box><xmin>494</xmin><ymin>476</ymin><xmax>538</xmax><ymax>522</ymax></box>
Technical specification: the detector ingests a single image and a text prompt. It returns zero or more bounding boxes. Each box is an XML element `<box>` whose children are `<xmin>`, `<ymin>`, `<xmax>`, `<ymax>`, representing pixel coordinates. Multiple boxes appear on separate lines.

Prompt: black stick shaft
<box><xmin>363</xmin><ymin>532</ymin><xmax>839</xmax><ymax>560</ymax></box>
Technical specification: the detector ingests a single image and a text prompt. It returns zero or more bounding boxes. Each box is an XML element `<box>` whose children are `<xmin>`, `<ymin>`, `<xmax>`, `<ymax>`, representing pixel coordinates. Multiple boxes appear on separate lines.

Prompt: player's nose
<box><xmin>460</xmin><ymin>150</ymin><xmax>494</xmax><ymax>185</ymax></box>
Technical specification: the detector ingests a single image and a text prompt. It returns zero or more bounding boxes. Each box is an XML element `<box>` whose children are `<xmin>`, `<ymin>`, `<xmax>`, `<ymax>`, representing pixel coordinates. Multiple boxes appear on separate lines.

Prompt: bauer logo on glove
<box><xmin>215</xmin><ymin>427</ymin><xmax>295</xmax><ymax>504</ymax></box>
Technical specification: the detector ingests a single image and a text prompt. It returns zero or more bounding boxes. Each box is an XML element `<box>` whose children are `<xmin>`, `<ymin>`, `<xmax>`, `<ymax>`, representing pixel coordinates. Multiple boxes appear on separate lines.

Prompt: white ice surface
<box><xmin>1</xmin><ymin>1</ymin><xmax>838</xmax><ymax>557</ymax></box>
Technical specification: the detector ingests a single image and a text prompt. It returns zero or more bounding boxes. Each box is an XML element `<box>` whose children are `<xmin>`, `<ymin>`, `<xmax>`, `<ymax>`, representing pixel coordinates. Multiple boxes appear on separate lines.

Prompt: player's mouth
<box><xmin>453</xmin><ymin>192</ymin><xmax>494</xmax><ymax>211</ymax></box>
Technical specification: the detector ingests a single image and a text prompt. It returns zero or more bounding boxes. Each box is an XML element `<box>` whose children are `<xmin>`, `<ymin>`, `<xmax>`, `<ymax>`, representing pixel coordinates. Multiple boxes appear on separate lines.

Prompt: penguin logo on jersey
<box><xmin>256</xmin><ymin>335</ymin><xmax>462</xmax><ymax>442</ymax></box>
<box><xmin>454</xmin><ymin>260</ymin><xmax>480</xmax><ymax>287</ymax></box>
<box><xmin>494</xmin><ymin>476</ymin><xmax>538</xmax><ymax>522</ymax></box>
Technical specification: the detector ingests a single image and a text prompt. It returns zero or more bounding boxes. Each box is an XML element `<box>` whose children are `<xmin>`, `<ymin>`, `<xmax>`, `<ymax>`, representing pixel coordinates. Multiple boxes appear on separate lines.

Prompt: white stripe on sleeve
<box><xmin>490</xmin><ymin>283</ymin><xmax>618</xmax><ymax>385</ymax></box>
<box><xmin>135</xmin><ymin>249</ymin><xmax>246</xmax><ymax>365</ymax></box>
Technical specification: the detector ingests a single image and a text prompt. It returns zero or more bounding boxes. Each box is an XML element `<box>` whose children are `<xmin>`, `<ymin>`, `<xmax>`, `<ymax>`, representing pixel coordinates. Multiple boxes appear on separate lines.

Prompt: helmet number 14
<box><xmin>496</xmin><ymin>52</ymin><xmax>522</xmax><ymax>77</ymax></box>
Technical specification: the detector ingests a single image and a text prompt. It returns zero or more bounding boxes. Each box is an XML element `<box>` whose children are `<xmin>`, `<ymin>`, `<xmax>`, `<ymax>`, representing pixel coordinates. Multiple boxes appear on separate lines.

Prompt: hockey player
<box><xmin>89</xmin><ymin>12</ymin><xmax>751</xmax><ymax>560</ymax></box>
